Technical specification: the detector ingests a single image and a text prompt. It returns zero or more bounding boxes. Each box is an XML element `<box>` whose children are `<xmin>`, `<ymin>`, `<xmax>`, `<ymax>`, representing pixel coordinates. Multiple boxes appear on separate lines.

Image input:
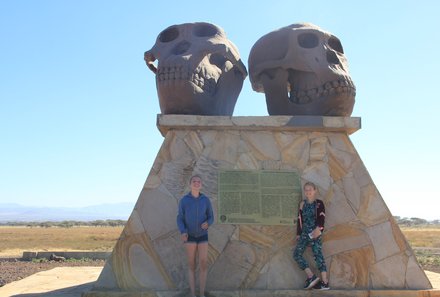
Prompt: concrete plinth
<box><xmin>83</xmin><ymin>288</ymin><xmax>440</xmax><ymax>297</ymax></box>
<box><xmin>84</xmin><ymin>115</ymin><xmax>432</xmax><ymax>296</ymax></box>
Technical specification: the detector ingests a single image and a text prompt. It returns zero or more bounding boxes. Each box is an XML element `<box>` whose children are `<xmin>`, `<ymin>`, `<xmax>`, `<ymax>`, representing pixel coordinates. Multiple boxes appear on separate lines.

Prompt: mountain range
<box><xmin>0</xmin><ymin>202</ymin><xmax>135</xmax><ymax>222</ymax></box>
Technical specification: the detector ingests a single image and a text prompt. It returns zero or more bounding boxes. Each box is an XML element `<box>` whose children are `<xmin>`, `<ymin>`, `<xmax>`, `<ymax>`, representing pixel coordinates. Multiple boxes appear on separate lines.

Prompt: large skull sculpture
<box><xmin>144</xmin><ymin>22</ymin><xmax>247</xmax><ymax>115</ymax></box>
<box><xmin>248</xmin><ymin>23</ymin><xmax>356</xmax><ymax>116</ymax></box>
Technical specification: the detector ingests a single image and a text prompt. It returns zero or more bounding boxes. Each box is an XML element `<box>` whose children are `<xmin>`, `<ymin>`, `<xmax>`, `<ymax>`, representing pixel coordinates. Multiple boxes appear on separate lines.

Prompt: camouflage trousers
<box><xmin>293</xmin><ymin>233</ymin><xmax>327</xmax><ymax>272</ymax></box>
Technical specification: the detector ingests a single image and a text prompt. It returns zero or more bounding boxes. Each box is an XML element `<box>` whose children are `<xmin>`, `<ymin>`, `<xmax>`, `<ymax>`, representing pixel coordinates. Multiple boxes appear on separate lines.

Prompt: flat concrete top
<box><xmin>157</xmin><ymin>115</ymin><xmax>361</xmax><ymax>136</ymax></box>
<box><xmin>0</xmin><ymin>266</ymin><xmax>102</xmax><ymax>297</ymax></box>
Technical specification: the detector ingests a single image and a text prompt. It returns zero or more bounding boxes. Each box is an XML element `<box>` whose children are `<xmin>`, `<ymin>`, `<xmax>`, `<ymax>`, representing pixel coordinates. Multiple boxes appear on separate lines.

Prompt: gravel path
<box><xmin>0</xmin><ymin>258</ymin><xmax>105</xmax><ymax>287</ymax></box>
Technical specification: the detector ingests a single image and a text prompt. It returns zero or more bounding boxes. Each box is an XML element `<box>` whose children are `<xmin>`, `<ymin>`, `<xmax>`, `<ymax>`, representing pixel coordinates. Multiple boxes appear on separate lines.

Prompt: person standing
<box><xmin>177</xmin><ymin>175</ymin><xmax>214</xmax><ymax>297</ymax></box>
<box><xmin>293</xmin><ymin>181</ymin><xmax>330</xmax><ymax>290</ymax></box>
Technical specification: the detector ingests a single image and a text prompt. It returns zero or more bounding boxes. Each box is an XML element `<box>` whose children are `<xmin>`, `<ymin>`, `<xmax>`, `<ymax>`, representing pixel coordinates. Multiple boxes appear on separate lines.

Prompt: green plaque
<box><xmin>218</xmin><ymin>170</ymin><xmax>302</xmax><ymax>225</ymax></box>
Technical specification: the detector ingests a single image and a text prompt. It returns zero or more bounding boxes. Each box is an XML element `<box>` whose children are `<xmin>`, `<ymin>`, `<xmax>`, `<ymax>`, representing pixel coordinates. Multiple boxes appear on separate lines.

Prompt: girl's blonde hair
<box><xmin>303</xmin><ymin>181</ymin><xmax>317</xmax><ymax>190</ymax></box>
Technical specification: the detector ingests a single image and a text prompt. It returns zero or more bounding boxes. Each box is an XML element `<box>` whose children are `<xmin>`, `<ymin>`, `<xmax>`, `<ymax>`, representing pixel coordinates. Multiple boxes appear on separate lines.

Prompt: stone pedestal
<box><xmin>83</xmin><ymin>115</ymin><xmax>438</xmax><ymax>297</ymax></box>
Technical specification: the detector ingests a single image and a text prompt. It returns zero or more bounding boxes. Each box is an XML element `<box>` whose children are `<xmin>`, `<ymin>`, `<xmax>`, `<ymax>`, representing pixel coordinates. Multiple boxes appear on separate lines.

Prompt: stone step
<box><xmin>82</xmin><ymin>288</ymin><xmax>440</xmax><ymax>297</ymax></box>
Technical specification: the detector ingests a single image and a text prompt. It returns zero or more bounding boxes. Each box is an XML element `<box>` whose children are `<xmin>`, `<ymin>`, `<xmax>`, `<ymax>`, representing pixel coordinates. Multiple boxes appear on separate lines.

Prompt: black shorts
<box><xmin>186</xmin><ymin>234</ymin><xmax>208</xmax><ymax>244</ymax></box>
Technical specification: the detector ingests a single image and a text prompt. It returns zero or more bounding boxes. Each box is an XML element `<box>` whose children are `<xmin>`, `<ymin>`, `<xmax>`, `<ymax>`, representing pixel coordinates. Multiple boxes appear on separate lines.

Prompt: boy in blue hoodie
<box><xmin>177</xmin><ymin>175</ymin><xmax>214</xmax><ymax>297</ymax></box>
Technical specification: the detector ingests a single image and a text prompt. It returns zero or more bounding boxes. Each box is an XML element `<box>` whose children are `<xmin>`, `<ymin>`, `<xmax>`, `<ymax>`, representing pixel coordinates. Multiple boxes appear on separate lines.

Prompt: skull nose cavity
<box><xmin>209</xmin><ymin>53</ymin><xmax>227</xmax><ymax>69</ymax></box>
<box><xmin>172</xmin><ymin>41</ymin><xmax>191</xmax><ymax>55</ymax></box>
<box><xmin>326</xmin><ymin>50</ymin><xmax>340</xmax><ymax>64</ymax></box>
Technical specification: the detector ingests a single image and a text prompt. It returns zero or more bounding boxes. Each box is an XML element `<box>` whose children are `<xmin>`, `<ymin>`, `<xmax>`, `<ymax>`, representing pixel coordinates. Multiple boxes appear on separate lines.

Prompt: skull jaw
<box><xmin>157</xmin><ymin>70</ymin><xmax>244</xmax><ymax>115</ymax></box>
<box><xmin>259</xmin><ymin>68</ymin><xmax>355</xmax><ymax>116</ymax></box>
<box><xmin>265</xmin><ymin>90</ymin><xmax>355</xmax><ymax>116</ymax></box>
<box><xmin>158</xmin><ymin>81</ymin><xmax>217</xmax><ymax>115</ymax></box>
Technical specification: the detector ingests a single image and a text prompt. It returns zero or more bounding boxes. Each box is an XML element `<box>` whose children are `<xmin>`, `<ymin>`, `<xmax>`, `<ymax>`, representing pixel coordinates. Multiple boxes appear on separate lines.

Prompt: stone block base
<box><xmin>82</xmin><ymin>288</ymin><xmax>440</xmax><ymax>297</ymax></box>
<box><xmin>89</xmin><ymin>116</ymin><xmax>432</xmax><ymax>292</ymax></box>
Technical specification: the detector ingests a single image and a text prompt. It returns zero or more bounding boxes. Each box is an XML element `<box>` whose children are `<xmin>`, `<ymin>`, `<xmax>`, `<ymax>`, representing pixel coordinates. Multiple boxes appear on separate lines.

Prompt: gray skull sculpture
<box><xmin>144</xmin><ymin>22</ymin><xmax>247</xmax><ymax>115</ymax></box>
<box><xmin>248</xmin><ymin>23</ymin><xmax>356</xmax><ymax>116</ymax></box>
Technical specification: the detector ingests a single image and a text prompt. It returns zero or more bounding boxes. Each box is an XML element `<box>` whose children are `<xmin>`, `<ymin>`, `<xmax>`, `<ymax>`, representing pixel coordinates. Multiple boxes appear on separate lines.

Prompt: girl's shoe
<box><xmin>313</xmin><ymin>280</ymin><xmax>330</xmax><ymax>290</ymax></box>
<box><xmin>303</xmin><ymin>275</ymin><xmax>320</xmax><ymax>289</ymax></box>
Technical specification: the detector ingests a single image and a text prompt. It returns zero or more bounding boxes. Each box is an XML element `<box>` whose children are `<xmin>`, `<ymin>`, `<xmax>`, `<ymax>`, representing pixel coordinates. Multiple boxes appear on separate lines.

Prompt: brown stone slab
<box><xmin>156</xmin><ymin>115</ymin><xmax>361</xmax><ymax>136</ymax></box>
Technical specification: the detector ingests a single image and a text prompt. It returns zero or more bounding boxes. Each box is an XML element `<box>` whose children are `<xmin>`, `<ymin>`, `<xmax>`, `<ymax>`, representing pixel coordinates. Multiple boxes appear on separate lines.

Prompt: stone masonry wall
<box><xmin>92</xmin><ymin>116</ymin><xmax>431</xmax><ymax>291</ymax></box>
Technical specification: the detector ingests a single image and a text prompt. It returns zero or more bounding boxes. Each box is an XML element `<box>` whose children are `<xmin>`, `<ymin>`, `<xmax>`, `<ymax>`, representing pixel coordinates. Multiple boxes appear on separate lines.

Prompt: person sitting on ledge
<box><xmin>293</xmin><ymin>181</ymin><xmax>330</xmax><ymax>290</ymax></box>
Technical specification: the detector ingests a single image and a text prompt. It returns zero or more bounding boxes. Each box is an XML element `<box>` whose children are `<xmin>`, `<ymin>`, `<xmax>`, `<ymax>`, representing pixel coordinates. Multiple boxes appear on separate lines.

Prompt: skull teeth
<box><xmin>156</xmin><ymin>66</ymin><xmax>217</xmax><ymax>95</ymax></box>
<box><xmin>289</xmin><ymin>78</ymin><xmax>356</xmax><ymax>104</ymax></box>
<box><xmin>157</xmin><ymin>66</ymin><xmax>188</xmax><ymax>81</ymax></box>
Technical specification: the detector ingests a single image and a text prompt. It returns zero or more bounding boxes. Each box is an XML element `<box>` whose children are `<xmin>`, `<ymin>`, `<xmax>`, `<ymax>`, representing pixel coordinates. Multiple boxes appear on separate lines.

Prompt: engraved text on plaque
<box><xmin>218</xmin><ymin>170</ymin><xmax>302</xmax><ymax>225</ymax></box>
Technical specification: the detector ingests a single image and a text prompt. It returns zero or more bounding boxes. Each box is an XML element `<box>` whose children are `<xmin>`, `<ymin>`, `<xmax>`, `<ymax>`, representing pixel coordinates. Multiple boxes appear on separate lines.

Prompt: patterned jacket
<box><xmin>296</xmin><ymin>199</ymin><xmax>326</xmax><ymax>236</ymax></box>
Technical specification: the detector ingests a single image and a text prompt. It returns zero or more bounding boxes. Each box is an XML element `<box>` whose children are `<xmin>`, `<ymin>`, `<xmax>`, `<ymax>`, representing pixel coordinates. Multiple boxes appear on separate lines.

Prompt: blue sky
<box><xmin>1</xmin><ymin>1</ymin><xmax>439</xmax><ymax>219</ymax></box>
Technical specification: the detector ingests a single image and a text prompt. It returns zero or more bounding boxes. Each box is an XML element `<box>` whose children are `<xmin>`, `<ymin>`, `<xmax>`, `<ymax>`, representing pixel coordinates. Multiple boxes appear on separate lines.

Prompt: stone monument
<box><xmin>83</xmin><ymin>23</ymin><xmax>439</xmax><ymax>297</ymax></box>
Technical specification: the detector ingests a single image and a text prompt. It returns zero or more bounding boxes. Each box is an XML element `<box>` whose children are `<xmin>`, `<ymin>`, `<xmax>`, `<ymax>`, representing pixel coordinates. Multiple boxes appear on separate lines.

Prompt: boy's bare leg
<box><xmin>185</xmin><ymin>243</ymin><xmax>197</xmax><ymax>296</ymax></box>
<box><xmin>198</xmin><ymin>242</ymin><xmax>209</xmax><ymax>296</ymax></box>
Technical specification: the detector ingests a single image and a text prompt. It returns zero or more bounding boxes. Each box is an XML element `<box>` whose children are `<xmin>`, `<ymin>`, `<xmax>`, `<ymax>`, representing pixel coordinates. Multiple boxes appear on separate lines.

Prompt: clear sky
<box><xmin>1</xmin><ymin>1</ymin><xmax>439</xmax><ymax>219</ymax></box>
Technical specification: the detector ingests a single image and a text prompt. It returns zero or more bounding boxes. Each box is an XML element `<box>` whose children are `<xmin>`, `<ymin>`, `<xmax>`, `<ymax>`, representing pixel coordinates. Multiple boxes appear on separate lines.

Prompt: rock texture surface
<box><xmin>90</xmin><ymin>115</ymin><xmax>431</xmax><ymax>293</ymax></box>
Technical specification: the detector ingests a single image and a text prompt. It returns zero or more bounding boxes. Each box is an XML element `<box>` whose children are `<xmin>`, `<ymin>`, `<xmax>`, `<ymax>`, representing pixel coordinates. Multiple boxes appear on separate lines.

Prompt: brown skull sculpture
<box><xmin>144</xmin><ymin>22</ymin><xmax>247</xmax><ymax>115</ymax></box>
<box><xmin>248</xmin><ymin>23</ymin><xmax>356</xmax><ymax>116</ymax></box>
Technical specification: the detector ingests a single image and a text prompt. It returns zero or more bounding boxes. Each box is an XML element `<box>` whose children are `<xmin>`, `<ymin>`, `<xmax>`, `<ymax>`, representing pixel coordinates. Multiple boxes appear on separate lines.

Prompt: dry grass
<box><xmin>1</xmin><ymin>225</ymin><xmax>440</xmax><ymax>258</ymax></box>
<box><xmin>400</xmin><ymin>227</ymin><xmax>440</xmax><ymax>248</ymax></box>
<box><xmin>0</xmin><ymin>226</ymin><xmax>123</xmax><ymax>257</ymax></box>
<box><xmin>400</xmin><ymin>227</ymin><xmax>440</xmax><ymax>273</ymax></box>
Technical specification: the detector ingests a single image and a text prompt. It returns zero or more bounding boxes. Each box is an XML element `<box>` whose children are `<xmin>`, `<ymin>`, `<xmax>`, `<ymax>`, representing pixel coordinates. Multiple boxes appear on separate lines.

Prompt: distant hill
<box><xmin>0</xmin><ymin>202</ymin><xmax>135</xmax><ymax>222</ymax></box>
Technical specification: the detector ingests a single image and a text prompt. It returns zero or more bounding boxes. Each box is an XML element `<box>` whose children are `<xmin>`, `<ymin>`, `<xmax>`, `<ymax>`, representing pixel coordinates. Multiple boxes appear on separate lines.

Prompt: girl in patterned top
<box><xmin>293</xmin><ymin>181</ymin><xmax>329</xmax><ymax>290</ymax></box>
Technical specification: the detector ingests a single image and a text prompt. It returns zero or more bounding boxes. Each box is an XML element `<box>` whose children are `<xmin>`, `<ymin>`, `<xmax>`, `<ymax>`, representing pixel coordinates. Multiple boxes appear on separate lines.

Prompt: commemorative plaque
<box><xmin>218</xmin><ymin>170</ymin><xmax>302</xmax><ymax>225</ymax></box>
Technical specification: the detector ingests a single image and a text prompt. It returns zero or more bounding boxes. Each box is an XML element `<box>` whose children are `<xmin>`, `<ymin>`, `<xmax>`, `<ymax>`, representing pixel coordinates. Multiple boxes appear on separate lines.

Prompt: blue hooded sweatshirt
<box><xmin>176</xmin><ymin>192</ymin><xmax>214</xmax><ymax>237</ymax></box>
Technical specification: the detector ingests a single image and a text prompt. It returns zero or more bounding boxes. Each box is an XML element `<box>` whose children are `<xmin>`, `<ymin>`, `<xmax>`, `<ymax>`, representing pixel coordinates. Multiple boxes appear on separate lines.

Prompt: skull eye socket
<box><xmin>328</xmin><ymin>36</ymin><xmax>344</xmax><ymax>53</ymax></box>
<box><xmin>193</xmin><ymin>24</ymin><xmax>218</xmax><ymax>37</ymax></box>
<box><xmin>298</xmin><ymin>33</ymin><xmax>319</xmax><ymax>48</ymax></box>
<box><xmin>158</xmin><ymin>26</ymin><xmax>179</xmax><ymax>43</ymax></box>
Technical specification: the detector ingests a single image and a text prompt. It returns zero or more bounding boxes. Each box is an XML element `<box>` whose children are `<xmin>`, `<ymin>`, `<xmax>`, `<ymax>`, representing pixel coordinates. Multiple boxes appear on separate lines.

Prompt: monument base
<box><xmin>83</xmin><ymin>288</ymin><xmax>440</xmax><ymax>297</ymax></box>
<box><xmin>85</xmin><ymin>115</ymin><xmax>433</xmax><ymax>294</ymax></box>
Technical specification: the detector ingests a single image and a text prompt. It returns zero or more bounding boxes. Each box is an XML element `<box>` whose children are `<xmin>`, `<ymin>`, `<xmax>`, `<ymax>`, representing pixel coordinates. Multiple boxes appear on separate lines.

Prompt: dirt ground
<box><xmin>424</xmin><ymin>265</ymin><xmax>440</xmax><ymax>274</ymax></box>
<box><xmin>0</xmin><ymin>258</ymin><xmax>105</xmax><ymax>287</ymax></box>
<box><xmin>1</xmin><ymin>257</ymin><xmax>439</xmax><ymax>288</ymax></box>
